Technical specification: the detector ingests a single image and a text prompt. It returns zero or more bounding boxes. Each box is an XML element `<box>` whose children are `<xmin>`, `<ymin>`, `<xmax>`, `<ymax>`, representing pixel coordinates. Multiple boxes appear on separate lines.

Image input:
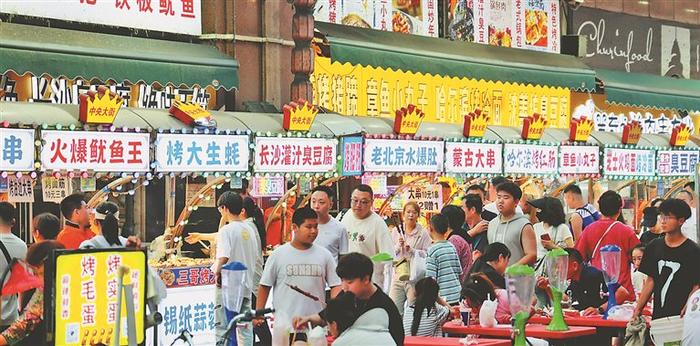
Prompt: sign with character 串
<box><xmin>403</xmin><ymin>184</ymin><xmax>443</xmax><ymax>212</ymax></box>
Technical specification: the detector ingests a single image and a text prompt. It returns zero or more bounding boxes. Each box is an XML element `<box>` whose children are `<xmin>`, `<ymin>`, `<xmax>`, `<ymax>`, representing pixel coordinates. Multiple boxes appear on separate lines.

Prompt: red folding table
<box><xmin>404</xmin><ymin>336</ymin><xmax>510</xmax><ymax>346</ymax></box>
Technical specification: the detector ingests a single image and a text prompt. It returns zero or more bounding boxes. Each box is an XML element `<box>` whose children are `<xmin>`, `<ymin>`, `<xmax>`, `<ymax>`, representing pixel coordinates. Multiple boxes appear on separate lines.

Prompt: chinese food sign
<box><xmin>51</xmin><ymin>249</ymin><xmax>146</xmax><ymax>346</ymax></box>
<box><xmin>341</xmin><ymin>136</ymin><xmax>363</xmax><ymax>176</ymax></box>
<box><xmin>1</xmin><ymin>0</ymin><xmax>202</xmax><ymax>35</ymax></box>
<box><xmin>0</xmin><ymin>128</ymin><xmax>35</xmax><ymax>172</ymax></box>
<box><xmin>155</xmin><ymin>134</ymin><xmax>249</xmax><ymax>172</ymax></box>
<box><xmin>254</xmin><ymin>137</ymin><xmax>338</xmax><ymax>173</ymax></box>
<box><xmin>657</xmin><ymin>150</ymin><xmax>700</xmax><ymax>177</ymax></box>
<box><xmin>503</xmin><ymin>143</ymin><xmax>558</xmax><ymax>175</ymax></box>
<box><xmin>155</xmin><ymin>265</ymin><xmax>217</xmax><ymax>346</ymax></box>
<box><xmin>40</xmin><ymin>131</ymin><xmax>150</xmax><ymax>172</ymax></box>
<box><xmin>363</xmin><ymin>139</ymin><xmax>444</xmax><ymax>172</ymax></box>
<box><xmin>558</xmin><ymin>145</ymin><xmax>600</xmax><ymax>175</ymax></box>
<box><xmin>603</xmin><ymin>148</ymin><xmax>656</xmax><ymax>177</ymax></box>
<box><xmin>444</xmin><ymin>142</ymin><xmax>502</xmax><ymax>175</ymax></box>
<box><xmin>250</xmin><ymin>176</ymin><xmax>286</xmax><ymax>197</ymax></box>
<box><xmin>312</xmin><ymin>57</ymin><xmax>571</xmax><ymax>128</ymax></box>
<box><xmin>403</xmin><ymin>184</ymin><xmax>442</xmax><ymax>212</ymax></box>
<box><xmin>42</xmin><ymin>177</ymin><xmax>72</xmax><ymax>204</ymax></box>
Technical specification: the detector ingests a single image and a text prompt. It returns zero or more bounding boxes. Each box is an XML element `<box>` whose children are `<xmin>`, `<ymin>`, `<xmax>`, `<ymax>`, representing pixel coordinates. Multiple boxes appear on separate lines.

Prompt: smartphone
<box><xmin>540</xmin><ymin>233</ymin><xmax>551</xmax><ymax>241</ymax></box>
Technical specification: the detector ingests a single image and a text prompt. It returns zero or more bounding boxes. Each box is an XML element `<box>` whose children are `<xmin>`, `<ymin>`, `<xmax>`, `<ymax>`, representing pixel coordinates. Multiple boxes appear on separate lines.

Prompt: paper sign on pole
<box><xmin>361</xmin><ymin>175</ymin><xmax>388</xmax><ymax>196</ymax></box>
<box><xmin>250</xmin><ymin>176</ymin><xmax>286</xmax><ymax>197</ymax></box>
<box><xmin>7</xmin><ymin>176</ymin><xmax>34</xmax><ymax>203</ymax></box>
<box><xmin>403</xmin><ymin>184</ymin><xmax>443</xmax><ymax>212</ymax></box>
<box><xmin>42</xmin><ymin>177</ymin><xmax>72</xmax><ymax>203</ymax></box>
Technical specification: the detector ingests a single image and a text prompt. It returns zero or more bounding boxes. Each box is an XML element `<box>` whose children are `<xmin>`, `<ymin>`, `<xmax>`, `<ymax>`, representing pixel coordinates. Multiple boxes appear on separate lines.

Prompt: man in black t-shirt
<box><xmin>293</xmin><ymin>253</ymin><xmax>404</xmax><ymax>345</ymax></box>
<box><xmin>634</xmin><ymin>199</ymin><xmax>700</xmax><ymax>320</ymax></box>
<box><xmin>538</xmin><ymin>248</ymin><xmax>629</xmax><ymax>315</ymax></box>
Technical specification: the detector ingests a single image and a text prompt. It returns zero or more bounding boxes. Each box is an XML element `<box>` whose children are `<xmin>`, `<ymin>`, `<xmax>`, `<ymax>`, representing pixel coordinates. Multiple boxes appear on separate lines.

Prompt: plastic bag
<box><xmin>479</xmin><ymin>295</ymin><xmax>498</xmax><ymax>327</ymax></box>
<box><xmin>608</xmin><ymin>303</ymin><xmax>635</xmax><ymax>321</ymax></box>
<box><xmin>410</xmin><ymin>250</ymin><xmax>427</xmax><ymax>282</ymax></box>
<box><xmin>307</xmin><ymin>326</ymin><xmax>328</xmax><ymax>346</ymax></box>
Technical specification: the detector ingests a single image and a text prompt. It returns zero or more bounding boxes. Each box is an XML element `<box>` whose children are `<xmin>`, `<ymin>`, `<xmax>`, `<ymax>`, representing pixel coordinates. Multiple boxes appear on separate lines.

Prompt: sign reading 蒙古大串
<box><xmin>444</xmin><ymin>142</ymin><xmax>502</xmax><ymax>175</ymax></box>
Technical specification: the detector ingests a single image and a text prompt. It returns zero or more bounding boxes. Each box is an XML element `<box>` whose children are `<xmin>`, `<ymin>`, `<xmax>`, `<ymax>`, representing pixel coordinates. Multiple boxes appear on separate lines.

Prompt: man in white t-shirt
<box><xmin>677</xmin><ymin>190</ymin><xmax>698</xmax><ymax>243</ymax></box>
<box><xmin>255</xmin><ymin>207</ymin><xmax>341</xmax><ymax>344</ymax></box>
<box><xmin>0</xmin><ymin>202</ymin><xmax>28</xmax><ymax>329</ymax></box>
<box><xmin>214</xmin><ymin>192</ymin><xmax>260</xmax><ymax>346</ymax></box>
<box><xmin>683</xmin><ymin>288</ymin><xmax>700</xmax><ymax>346</ymax></box>
<box><xmin>340</xmin><ymin>184</ymin><xmax>394</xmax><ymax>287</ymax></box>
<box><xmin>310</xmin><ymin>185</ymin><xmax>348</xmax><ymax>263</ymax></box>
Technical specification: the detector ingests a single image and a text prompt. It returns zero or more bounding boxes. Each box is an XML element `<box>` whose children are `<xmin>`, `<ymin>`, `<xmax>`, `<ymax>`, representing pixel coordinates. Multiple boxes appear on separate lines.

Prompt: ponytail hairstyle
<box><xmin>460</xmin><ymin>273</ymin><xmax>497</xmax><ymax>310</ymax></box>
<box><xmin>411</xmin><ymin>277</ymin><xmax>440</xmax><ymax>336</ymax></box>
<box><xmin>95</xmin><ymin>201</ymin><xmax>121</xmax><ymax>246</ymax></box>
<box><xmin>242</xmin><ymin>197</ymin><xmax>265</xmax><ymax>249</ymax></box>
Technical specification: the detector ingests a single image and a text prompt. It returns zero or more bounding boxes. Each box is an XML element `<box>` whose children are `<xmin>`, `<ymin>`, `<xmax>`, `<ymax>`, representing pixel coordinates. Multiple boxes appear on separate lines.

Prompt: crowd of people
<box><xmin>0</xmin><ymin>176</ymin><xmax>699</xmax><ymax>346</ymax></box>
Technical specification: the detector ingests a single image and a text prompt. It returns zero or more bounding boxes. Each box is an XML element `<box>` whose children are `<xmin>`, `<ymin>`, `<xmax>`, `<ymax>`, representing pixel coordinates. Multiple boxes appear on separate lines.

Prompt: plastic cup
<box><xmin>460</xmin><ymin>307</ymin><xmax>472</xmax><ymax>326</ymax></box>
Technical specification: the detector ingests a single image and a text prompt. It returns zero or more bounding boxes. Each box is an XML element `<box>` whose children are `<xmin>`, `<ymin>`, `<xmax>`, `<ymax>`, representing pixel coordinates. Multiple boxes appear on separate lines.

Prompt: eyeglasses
<box><xmin>351</xmin><ymin>199</ymin><xmax>371</xmax><ymax>206</ymax></box>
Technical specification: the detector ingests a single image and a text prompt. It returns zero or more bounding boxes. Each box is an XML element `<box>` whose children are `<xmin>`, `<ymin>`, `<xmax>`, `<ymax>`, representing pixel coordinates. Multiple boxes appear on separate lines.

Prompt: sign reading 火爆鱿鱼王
<box><xmin>254</xmin><ymin>137</ymin><xmax>337</xmax><ymax>173</ymax></box>
<box><xmin>657</xmin><ymin>150</ymin><xmax>700</xmax><ymax>177</ymax></box>
<box><xmin>1</xmin><ymin>0</ymin><xmax>202</xmax><ymax>35</ymax></box>
<box><xmin>603</xmin><ymin>148</ymin><xmax>656</xmax><ymax>177</ymax></box>
<box><xmin>503</xmin><ymin>143</ymin><xmax>558</xmax><ymax>175</ymax></box>
<box><xmin>559</xmin><ymin>145</ymin><xmax>600</xmax><ymax>176</ymax></box>
<box><xmin>363</xmin><ymin>139</ymin><xmax>444</xmax><ymax>173</ymax></box>
<box><xmin>155</xmin><ymin>134</ymin><xmax>249</xmax><ymax>172</ymax></box>
<box><xmin>40</xmin><ymin>131</ymin><xmax>150</xmax><ymax>172</ymax></box>
<box><xmin>341</xmin><ymin>137</ymin><xmax>363</xmax><ymax>176</ymax></box>
<box><xmin>444</xmin><ymin>142</ymin><xmax>502</xmax><ymax>175</ymax></box>
<box><xmin>0</xmin><ymin>128</ymin><xmax>35</xmax><ymax>172</ymax></box>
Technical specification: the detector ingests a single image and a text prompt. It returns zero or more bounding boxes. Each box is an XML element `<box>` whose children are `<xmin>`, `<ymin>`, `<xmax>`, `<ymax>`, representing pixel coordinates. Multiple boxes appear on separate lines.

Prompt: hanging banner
<box><xmin>404</xmin><ymin>184</ymin><xmax>442</xmax><ymax>212</ymax></box>
<box><xmin>444</xmin><ymin>142</ymin><xmax>502</xmax><ymax>175</ymax></box>
<box><xmin>503</xmin><ymin>143</ymin><xmax>558</xmax><ymax>175</ymax></box>
<box><xmin>250</xmin><ymin>176</ymin><xmax>286</xmax><ymax>197</ymax></box>
<box><xmin>315</xmin><ymin>0</ymin><xmax>437</xmax><ymax>37</ymax></box>
<box><xmin>361</xmin><ymin>175</ymin><xmax>388</xmax><ymax>196</ymax></box>
<box><xmin>657</xmin><ymin>150</ymin><xmax>700</xmax><ymax>177</ymax></box>
<box><xmin>0</xmin><ymin>71</ymin><xmax>216</xmax><ymax>110</ymax></box>
<box><xmin>559</xmin><ymin>145</ymin><xmax>600</xmax><ymax>175</ymax></box>
<box><xmin>254</xmin><ymin>137</ymin><xmax>337</xmax><ymax>173</ymax></box>
<box><xmin>50</xmin><ymin>249</ymin><xmax>147</xmax><ymax>346</ymax></box>
<box><xmin>1</xmin><ymin>1</ymin><xmax>202</xmax><ymax>35</ymax></box>
<box><xmin>603</xmin><ymin>148</ymin><xmax>656</xmax><ymax>177</ymax></box>
<box><xmin>155</xmin><ymin>134</ymin><xmax>249</xmax><ymax>173</ymax></box>
<box><xmin>42</xmin><ymin>177</ymin><xmax>72</xmax><ymax>204</ymax></box>
<box><xmin>7</xmin><ymin>176</ymin><xmax>34</xmax><ymax>203</ymax></box>
<box><xmin>340</xmin><ymin>136</ymin><xmax>363</xmax><ymax>176</ymax></box>
<box><xmin>522</xmin><ymin>0</ymin><xmax>559</xmax><ymax>53</ymax></box>
<box><xmin>312</xmin><ymin>56</ymin><xmax>571</xmax><ymax>128</ymax></box>
<box><xmin>0</xmin><ymin>128</ymin><xmax>35</xmax><ymax>172</ymax></box>
<box><xmin>570</xmin><ymin>92</ymin><xmax>696</xmax><ymax>135</ymax></box>
<box><xmin>40</xmin><ymin>131</ymin><xmax>150</xmax><ymax>173</ymax></box>
<box><xmin>474</xmin><ymin>0</ymin><xmax>515</xmax><ymax>48</ymax></box>
<box><xmin>363</xmin><ymin>139</ymin><xmax>444</xmax><ymax>172</ymax></box>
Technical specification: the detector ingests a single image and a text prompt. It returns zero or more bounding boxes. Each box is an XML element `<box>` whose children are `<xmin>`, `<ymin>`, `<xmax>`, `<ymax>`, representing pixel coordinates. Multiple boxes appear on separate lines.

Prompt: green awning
<box><xmin>597</xmin><ymin>69</ymin><xmax>700</xmax><ymax>112</ymax></box>
<box><xmin>0</xmin><ymin>22</ymin><xmax>238</xmax><ymax>89</ymax></box>
<box><xmin>316</xmin><ymin>22</ymin><xmax>596</xmax><ymax>91</ymax></box>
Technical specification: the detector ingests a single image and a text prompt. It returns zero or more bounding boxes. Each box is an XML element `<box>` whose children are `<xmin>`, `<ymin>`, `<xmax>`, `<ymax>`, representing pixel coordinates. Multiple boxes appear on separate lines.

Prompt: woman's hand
<box><xmin>185</xmin><ymin>232</ymin><xmax>203</xmax><ymax>244</ymax></box>
<box><xmin>541</xmin><ymin>239</ymin><xmax>556</xmax><ymax>250</ymax></box>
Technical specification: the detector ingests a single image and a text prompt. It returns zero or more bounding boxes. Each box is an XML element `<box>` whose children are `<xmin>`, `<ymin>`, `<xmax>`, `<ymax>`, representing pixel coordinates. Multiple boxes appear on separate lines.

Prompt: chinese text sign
<box><xmin>0</xmin><ymin>128</ymin><xmax>35</xmax><ymax>171</ymax></box>
<box><xmin>558</xmin><ymin>145</ymin><xmax>600</xmax><ymax>175</ymax></box>
<box><xmin>444</xmin><ymin>142</ymin><xmax>502</xmax><ymax>174</ymax></box>
<box><xmin>363</xmin><ymin>139</ymin><xmax>444</xmax><ymax>173</ymax></box>
<box><xmin>155</xmin><ymin>134</ymin><xmax>249</xmax><ymax>172</ymax></box>
<box><xmin>657</xmin><ymin>150</ymin><xmax>700</xmax><ymax>177</ymax></box>
<box><xmin>503</xmin><ymin>143</ymin><xmax>558</xmax><ymax>174</ymax></box>
<box><xmin>40</xmin><ymin>131</ymin><xmax>150</xmax><ymax>172</ymax></box>
<box><xmin>603</xmin><ymin>148</ymin><xmax>656</xmax><ymax>177</ymax></box>
<box><xmin>254</xmin><ymin>138</ymin><xmax>337</xmax><ymax>173</ymax></box>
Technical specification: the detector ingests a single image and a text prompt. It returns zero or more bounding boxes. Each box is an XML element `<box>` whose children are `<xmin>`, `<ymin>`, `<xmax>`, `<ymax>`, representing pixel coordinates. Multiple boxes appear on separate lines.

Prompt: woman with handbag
<box><xmin>389</xmin><ymin>202</ymin><xmax>432</xmax><ymax>316</ymax></box>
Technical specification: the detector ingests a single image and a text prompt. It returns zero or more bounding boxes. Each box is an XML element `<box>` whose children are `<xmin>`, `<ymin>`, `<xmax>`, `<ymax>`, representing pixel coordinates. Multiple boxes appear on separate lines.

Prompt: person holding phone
<box><xmin>527</xmin><ymin>197</ymin><xmax>574</xmax><ymax>273</ymax></box>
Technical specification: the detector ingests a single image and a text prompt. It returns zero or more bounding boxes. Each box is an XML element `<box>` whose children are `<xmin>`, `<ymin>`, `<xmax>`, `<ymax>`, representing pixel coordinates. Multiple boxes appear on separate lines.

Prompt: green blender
<box><xmin>544</xmin><ymin>248</ymin><xmax>569</xmax><ymax>331</ymax></box>
<box><xmin>505</xmin><ymin>264</ymin><xmax>536</xmax><ymax>346</ymax></box>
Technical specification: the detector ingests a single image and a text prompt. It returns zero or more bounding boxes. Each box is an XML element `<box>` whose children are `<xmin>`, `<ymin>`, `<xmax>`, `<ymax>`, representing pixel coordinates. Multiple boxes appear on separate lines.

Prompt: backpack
<box><xmin>0</xmin><ymin>240</ymin><xmax>42</xmax><ymax>298</ymax></box>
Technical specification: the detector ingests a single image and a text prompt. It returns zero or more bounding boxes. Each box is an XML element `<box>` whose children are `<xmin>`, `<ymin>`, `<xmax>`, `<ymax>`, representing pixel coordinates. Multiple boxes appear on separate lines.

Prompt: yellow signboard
<box><xmin>53</xmin><ymin>249</ymin><xmax>146</xmax><ymax>345</ymax></box>
<box><xmin>311</xmin><ymin>56</ymin><xmax>572</xmax><ymax>128</ymax></box>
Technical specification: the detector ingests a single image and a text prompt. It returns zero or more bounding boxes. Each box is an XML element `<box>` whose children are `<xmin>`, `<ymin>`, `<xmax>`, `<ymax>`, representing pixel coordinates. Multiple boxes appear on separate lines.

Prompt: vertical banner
<box><xmin>250</xmin><ymin>176</ymin><xmax>286</xmax><ymax>197</ymax></box>
<box><xmin>51</xmin><ymin>249</ymin><xmax>146</xmax><ymax>346</ymax></box>
<box><xmin>474</xmin><ymin>0</ymin><xmax>514</xmax><ymax>47</ymax></box>
<box><xmin>341</xmin><ymin>136</ymin><xmax>363</xmax><ymax>176</ymax></box>
<box><xmin>522</xmin><ymin>0</ymin><xmax>559</xmax><ymax>52</ymax></box>
<box><xmin>0</xmin><ymin>128</ymin><xmax>35</xmax><ymax>172</ymax></box>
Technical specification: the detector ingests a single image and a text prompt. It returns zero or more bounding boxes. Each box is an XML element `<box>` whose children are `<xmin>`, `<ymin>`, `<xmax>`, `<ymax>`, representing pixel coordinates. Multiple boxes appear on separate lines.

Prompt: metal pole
<box><xmin>695</xmin><ymin>164</ymin><xmax>699</xmax><ymax>243</ymax></box>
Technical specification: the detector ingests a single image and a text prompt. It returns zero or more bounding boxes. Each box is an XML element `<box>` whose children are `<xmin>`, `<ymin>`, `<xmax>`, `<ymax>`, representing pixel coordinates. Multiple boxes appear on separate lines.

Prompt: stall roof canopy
<box><xmin>597</xmin><ymin>69</ymin><xmax>700</xmax><ymax>112</ymax></box>
<box><xmin>0</xmin><ymin>22</ymin><xmax>239</xmax><ymax>89</ymax></box>
<box><xmin>316</xmin><ymin>22</ymin><xmax>597</xmax><ymax>91</ymax></box>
